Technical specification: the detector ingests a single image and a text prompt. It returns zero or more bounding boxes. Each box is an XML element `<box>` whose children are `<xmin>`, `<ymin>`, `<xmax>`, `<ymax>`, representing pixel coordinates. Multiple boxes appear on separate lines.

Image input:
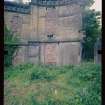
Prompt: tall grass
<box><xmin>4</xmin><ymin>62</ymin><xmax>101</xmax><ymax>105</ymax></box>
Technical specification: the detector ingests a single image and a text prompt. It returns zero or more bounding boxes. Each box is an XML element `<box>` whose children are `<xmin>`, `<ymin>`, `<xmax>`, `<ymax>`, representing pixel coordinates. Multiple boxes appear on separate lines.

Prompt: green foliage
<box><xmin>4</xmin><ymin>62</ymin><xmax>101</xmax><ymax>105</ymax></box>
<box><xmin>4</xmin><ymin>26</ymin><xmax>20</xmax><ymax>67</ymax></box>
<box><xmin>4</xmin><ymin>26</ymin><xmax>20</xmax><ymax>44</ymax></box>
<box><xmin>82</xmin><ymin>9</ymin><xmax>101</xmax><ymax>60</ymax></box>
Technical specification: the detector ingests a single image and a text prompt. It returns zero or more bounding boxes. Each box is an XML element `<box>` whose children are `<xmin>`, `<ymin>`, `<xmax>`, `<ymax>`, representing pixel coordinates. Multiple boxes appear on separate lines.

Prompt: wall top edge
<box><xmin>4</xmin><ymin>0</ymin><xmax>85</xmax><ymax>7</ymax></box>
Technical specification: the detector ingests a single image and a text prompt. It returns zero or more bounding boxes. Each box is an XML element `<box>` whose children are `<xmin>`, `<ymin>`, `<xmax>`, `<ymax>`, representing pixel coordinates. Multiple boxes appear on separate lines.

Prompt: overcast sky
<box><xmin>91</xmin><ymin>0</ymin><xmax>102</xmax><ymax>12</ymax></box>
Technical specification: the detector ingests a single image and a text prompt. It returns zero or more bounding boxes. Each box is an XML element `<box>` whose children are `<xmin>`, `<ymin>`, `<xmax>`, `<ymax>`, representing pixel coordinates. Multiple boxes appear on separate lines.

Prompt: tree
<box><xmin>82</xmin><ymin>9</ymin><xmax>101</xmax><ymax>60</ymax></box>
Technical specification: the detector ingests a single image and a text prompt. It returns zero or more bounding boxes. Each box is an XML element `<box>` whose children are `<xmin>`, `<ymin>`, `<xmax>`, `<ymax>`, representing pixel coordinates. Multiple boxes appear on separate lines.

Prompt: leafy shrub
<box><xmin>27</xmin><ymin>66</ymin><xmax>60</xmax><ymax>81</ymax></box>
<box><xmin>4</xmin><ymin>26</ymin><xmax>20</xmax><ymax>67</ymax></box>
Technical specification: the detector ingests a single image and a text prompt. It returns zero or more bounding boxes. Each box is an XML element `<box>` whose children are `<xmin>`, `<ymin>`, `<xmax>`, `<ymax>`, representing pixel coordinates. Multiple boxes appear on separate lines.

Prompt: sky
<box><xmin>91</xmin><ymin>0</ymin><xmax>102</xmax><ymax>12</ymax></box>
<box><xmin>5</xmin><ymin>0</ymin><xmax>102</xmax><ymax>12</ymax></box>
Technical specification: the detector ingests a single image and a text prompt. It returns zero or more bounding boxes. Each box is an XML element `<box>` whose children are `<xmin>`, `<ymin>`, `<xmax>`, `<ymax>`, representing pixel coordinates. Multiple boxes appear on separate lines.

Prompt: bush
<box><xmin>4</xmin><ymin>26</ymin><xmax>20</xmax><ymax>67</ymax></box>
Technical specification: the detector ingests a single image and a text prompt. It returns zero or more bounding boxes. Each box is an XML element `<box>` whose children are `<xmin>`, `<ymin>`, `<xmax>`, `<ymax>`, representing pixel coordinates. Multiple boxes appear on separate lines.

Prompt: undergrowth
<box><xmin>4</xmin><ymin>62</ymin><xmax>101</xmax><ymax>105</ymax></box>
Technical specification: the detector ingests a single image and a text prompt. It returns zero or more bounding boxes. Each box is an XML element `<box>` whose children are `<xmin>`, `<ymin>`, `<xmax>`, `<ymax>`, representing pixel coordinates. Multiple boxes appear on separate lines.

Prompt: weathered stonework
<box><xmin>4</xmin><ymin>1</ymin><xmax>84</xmax><ymax>65</ymax></box>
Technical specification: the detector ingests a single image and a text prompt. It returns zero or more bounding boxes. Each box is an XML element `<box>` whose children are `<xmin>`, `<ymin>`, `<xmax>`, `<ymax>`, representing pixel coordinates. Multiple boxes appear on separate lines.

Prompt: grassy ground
<box><xmin>4</xmin><ymin>62</ymin><xmax>101</xmax><ymax>105</ymax></box>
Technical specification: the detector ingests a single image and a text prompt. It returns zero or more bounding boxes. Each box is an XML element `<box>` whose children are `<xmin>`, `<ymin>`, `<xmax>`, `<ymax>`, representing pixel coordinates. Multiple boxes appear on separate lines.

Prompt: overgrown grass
<box><xmin>4</xmin><ymin>62</ymin><xmax>101</xmax><ymax>105</ymax></box>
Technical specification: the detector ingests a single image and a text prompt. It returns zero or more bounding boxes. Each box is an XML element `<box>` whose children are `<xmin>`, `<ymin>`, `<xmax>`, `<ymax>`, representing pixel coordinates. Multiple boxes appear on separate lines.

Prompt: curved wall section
<box><xmin>4</xmin><ymin>1</ymin><xmax>84</xmax><ymax>65</ymax></box>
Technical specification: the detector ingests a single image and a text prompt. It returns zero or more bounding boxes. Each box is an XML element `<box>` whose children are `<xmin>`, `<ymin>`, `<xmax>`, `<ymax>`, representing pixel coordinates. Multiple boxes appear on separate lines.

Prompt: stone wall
<box><xmin>12</xmin><ymin>42</ymin><xmax>81</xmax><ymax>65</ymax></box>
<box><xmin>4</xmin><ymin>2</ymin><xmax>83</xmax><ymax>65</ymax></box>
<box><xmin>58</xmin><ymin>42</ymin><xmax>81</xmax><ymax>65</ymax></box>
<box><xmin>5</xmin><ymin>4</ymin><xmax>83</xmax><ymax>41</ymax></box>
<box><xmin>36</xmin><ymin>4</ymin><xmax>83</xmax><ymax>41</ymax></box>
<box><xmin>12</xmin><ymin>46</ymin><xmax>26</xmax><ymax>65</ymax></box>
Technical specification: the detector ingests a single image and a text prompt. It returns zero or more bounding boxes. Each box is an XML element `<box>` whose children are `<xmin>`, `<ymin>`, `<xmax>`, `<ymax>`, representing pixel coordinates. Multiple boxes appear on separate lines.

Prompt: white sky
<box><xmin>91</xmin><ymin>0</ymin><xmax>102</xmax><ymax>12</ymax></box>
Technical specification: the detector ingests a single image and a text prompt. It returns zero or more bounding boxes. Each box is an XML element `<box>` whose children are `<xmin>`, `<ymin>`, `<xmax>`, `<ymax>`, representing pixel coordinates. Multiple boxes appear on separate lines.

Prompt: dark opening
<box><xmin>4</xmin><ymin>50</ymin><xmax>8</xmax><ymax>55</ymax></box>
<box><xmin>98</xmin><ymin>50</ymin><xmax>101</xmax><ymax>54</ymax></box>
<box><xmin>47</xmin><ymin>34</ymin><xmax>54</xmax><ymax>39</ymax></box>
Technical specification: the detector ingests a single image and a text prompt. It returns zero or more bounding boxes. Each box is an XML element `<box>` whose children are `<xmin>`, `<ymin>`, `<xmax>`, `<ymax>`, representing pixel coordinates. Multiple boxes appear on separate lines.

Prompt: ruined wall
<box><xmin>12</xmin><ymin>46</ymin><xmax>26</xmax><ymax>65</ymax></box>
<box><xmin>4</xmin><ymin>3</ymin><xmax>83</xmax><ymax>65</ymax></box>
<box><xmin>4</xmin><ymin>11</ymin><xmax>31</xmax><ymax>41</ymax></box>
<box><xmin>4</xmin><ymin>3</ymin><xmax>83</xmax><ymax>41</ymax></box>
<box><xmin>40</xmin><ymin>42</ymin><xmax>81</xmax><ymax>65</ymax></box>
<box><xmin>4</xmin><ymin>12</ymin><xmax>23</xmax><ymax>35</ymax></box>
<box><xmin>35</xmin><ymin>4</ymin><xmax>83</xmax><ymax>41</ymax></box>
<box><xmin>56</xmin><ymin>4</ymin><xmax>83</xmax><ymax>40</ymax></box>
<box><xmin>58</xmin><ymin>42</ymin><xmax>81</xmax><ymax>65</ymax></box>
